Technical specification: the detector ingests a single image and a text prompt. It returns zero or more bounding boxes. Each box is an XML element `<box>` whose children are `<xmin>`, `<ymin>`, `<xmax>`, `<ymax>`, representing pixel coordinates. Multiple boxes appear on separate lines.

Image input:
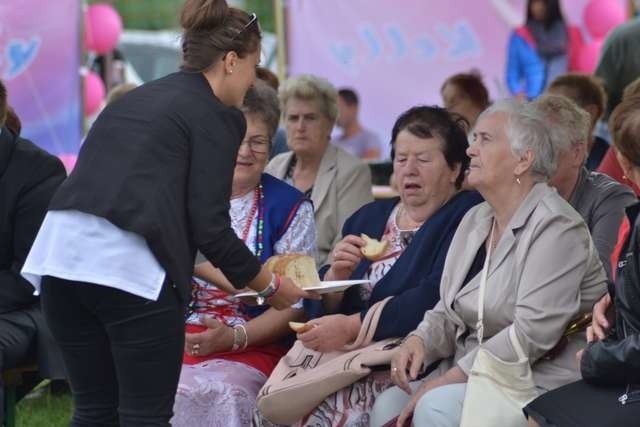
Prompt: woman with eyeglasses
<box><xmin>171</xmin><ymin>81</ymin><xmax>316</xmax><ymax>427</ymax></box>
<box><xmin>20</xmin><ymin>0</ymin><xmax>315</xmax><ymax>424</ymax></box>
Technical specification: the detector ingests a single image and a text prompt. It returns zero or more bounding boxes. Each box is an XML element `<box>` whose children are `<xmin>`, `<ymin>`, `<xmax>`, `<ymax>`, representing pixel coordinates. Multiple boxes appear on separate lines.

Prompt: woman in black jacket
<box><xmin>525</xmin><ymin>96</ymin><xmax>640</xmax><ymax>426</ymax></box>
<box><xmin>20</xmin><ymin>0</ymin><xmax>313</xmax><ymax>425</ymax></box>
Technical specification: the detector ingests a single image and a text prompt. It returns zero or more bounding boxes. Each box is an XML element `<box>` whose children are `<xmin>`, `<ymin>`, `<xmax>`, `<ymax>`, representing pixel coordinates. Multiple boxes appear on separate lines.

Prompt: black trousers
<box><xmin>41</xmin><ymin>276</ymin><xmax>185</xmax><ymax>427</ymax></box>
<box><xmin>0</xmin><ymin>309</ymin><xmax>37</xmax><ymax>421</ymax></box>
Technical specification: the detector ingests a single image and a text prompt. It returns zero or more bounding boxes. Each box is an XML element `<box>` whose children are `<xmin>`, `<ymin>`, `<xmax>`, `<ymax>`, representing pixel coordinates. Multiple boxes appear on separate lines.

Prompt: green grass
<box><xmin>15</xmin><ymin>388</ymin><xmax>72</xmax><ymax>427</ymax></box>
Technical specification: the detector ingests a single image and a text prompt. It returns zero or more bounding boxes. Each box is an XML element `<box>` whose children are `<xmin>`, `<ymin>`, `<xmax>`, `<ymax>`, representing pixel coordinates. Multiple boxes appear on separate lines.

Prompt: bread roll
<box><xmin>264</xmin><ymin>254</ymin><xmax>320</xmax><ymax>288</ymax></box>
<box><xmin>360</xmin><ymin>233</ymin><xmax>388</xmax><ymax>261</ymax></box>
<box><xmin>288</xmin><ymin>321</ymin><xmax>312</xmax><ymax>333</ymax></box>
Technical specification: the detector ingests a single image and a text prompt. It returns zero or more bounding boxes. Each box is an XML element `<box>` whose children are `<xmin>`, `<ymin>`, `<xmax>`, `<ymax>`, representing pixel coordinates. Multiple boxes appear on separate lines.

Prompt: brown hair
<box><xmin>0</xmin><ymin>79</ymin><xmax>7</xmax><ymax>127</ymax></box>
<box><xmin>256</xmin><ymin>67</ymin><xmax>279</xmax><ymax>91</ymax></box>
<box><xmin>5</xmin><ymin>106</ymin><xmax>21</xmax><ymax>135</ymax></box>
<box><xmin>548</xmin><ymin>73</ymin><xmax>607</xmax><ymax>121</ymax></box>
<box><xmin>623</xmin><ymin>77</ymin><xmax>640</xmax><ymax>101</ymax></box>
<box><xmin>441</xmin><ymin>71</ymin><xmax>490</xmax><ymax>110</ymax></box>
<box><xmin>241</xmin><ymin>81</ymin><xmax>280</xmax><ymax>141</ymax></box>
<box><xmin>180</xmin><ymin>0</ymin><xmax>261</xmax><ymax>72</ymax></box>
<box><xmin>609</xmin><ymin>96</ymin><xmax>640</xmax><ymax>167</ymax></box>
<box><xmin>338</xmin><ymin>88</ymin><xmax>358</xmax><ymax>106</ymax></box>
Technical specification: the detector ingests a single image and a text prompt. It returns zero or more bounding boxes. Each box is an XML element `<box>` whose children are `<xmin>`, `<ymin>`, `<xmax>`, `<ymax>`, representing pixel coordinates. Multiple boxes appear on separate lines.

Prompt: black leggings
<box><xmin>41</xmin><ymin>276</ymin><xmax>185</xmax><ymax>427</ymax></box>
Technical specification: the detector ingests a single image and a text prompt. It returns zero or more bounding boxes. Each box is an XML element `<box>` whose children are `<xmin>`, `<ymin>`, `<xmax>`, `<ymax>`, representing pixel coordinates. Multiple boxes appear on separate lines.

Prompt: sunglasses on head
<box><xmin>232</xmin><ymin>12</ymin><xmax>261</xmax><ymax>40</ymax></box>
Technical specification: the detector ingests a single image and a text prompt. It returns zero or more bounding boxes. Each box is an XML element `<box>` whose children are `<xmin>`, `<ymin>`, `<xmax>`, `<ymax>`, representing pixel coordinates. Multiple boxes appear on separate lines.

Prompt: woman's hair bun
<box><xmin>180</xmin><ymin>0</ymin><xmax>229</xmax><ymax>31</ymax></box>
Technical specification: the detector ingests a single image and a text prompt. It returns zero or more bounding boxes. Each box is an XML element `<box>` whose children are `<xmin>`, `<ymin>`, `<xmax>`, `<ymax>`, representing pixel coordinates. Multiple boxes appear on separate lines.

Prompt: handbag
<box><xmin>459</xmin><ymin>220</ymin><xmax>539</xmax><ymax>427</ymax></box>
<box><xmin>256</xmin><ymin>297</ymin><xmax>400</xmax><ymax>425</ymax></box>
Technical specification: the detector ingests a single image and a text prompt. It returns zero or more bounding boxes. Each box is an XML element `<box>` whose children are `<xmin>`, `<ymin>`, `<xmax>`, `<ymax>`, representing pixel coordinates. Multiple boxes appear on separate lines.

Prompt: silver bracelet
<box><xmin>232</xmin><ymin>324</ymin><xmax>248</xmax><ymax>352</ymax></box>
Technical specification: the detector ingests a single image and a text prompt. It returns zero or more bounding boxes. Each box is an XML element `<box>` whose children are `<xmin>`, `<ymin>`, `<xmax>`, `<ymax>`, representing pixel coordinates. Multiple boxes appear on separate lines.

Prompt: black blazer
<box><xmin>0</xmin><ymin>128</ymin><xmax>67</xmax><ymax>379</ymax></box>
<box><xmin>0</xmin><ymin>128</ymin><xmax>66</xmax><ymax>312</ymax></box>
<box><xmin>49</xmin><ymin>71</ymin><xmax>261</xmax><ymax>301</ymax></box>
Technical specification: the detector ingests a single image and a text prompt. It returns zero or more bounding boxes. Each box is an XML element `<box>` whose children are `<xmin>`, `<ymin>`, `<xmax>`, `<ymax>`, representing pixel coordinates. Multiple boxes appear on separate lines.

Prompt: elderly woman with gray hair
<box><xmin>171</xmin><ymin>82</ymin><xmax>317</xmax><ymax>427</ymax></box>
<box><xmin>267</xmin><ymin>74</ymin><xmax>373</xmax><ymax>265</ymax></box>
<box><xmin>370</xmin><ymin>100</ymin><xmax>608</xmax><ymax>427</ymax></box>
<box><xmin>531</xmin><ymin>93</ymin><xmax>635</xmax><ymax>280</ymax></box>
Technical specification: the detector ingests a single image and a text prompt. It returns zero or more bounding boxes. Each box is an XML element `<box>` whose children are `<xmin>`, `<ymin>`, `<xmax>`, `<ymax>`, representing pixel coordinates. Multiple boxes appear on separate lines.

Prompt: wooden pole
<box><xmin>273</xmin><ymin>0</ymin><xmax>287</xmax><ymax>81</ymax></box>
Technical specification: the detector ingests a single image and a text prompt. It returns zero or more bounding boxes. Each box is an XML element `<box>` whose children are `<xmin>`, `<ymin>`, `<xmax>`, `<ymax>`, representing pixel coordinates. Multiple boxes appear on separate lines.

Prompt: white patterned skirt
<box><xmin>172</xmin><ymin>358</ymin><xmax>267</xmax><ymax>427</ymax></box>
<box><xmin>252</xmin><ymin>371</ymin><xmax>393</xmax><ymax>427</ymax></box>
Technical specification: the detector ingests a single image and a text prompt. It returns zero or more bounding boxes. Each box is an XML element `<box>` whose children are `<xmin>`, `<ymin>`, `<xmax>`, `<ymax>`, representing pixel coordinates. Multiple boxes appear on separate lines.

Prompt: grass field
<box><xmin>15</xmin><ymin>389</ymin><xmax>72</xmax><ymax>427</ymax></box>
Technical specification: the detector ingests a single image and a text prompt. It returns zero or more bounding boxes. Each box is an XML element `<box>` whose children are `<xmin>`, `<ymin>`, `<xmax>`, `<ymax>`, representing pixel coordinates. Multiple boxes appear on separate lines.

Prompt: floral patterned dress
<box><xmin>171</xmin><ymin>188</ymin><xmax>315</xmax><ymax>427</ymax></box>
<box><xmin>255</xmin><ymin>204</ymin><xmax>419</xmax><ymax>427</ymax></box>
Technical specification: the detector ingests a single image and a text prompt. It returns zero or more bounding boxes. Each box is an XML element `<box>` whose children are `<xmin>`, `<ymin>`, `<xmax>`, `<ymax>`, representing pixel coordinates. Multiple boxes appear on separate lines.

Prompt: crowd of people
<box><xmin>2</xmin><ymin>0</ymin><xmax>640</xmax><ymax>426</ymax></box>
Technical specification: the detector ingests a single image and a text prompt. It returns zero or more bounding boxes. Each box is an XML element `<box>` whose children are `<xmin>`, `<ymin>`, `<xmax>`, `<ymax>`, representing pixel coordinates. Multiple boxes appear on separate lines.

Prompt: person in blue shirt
<box><xmin>506</xmin><ymin>0</ymin><xmax>582</xmax><ymax>100</ymax></box>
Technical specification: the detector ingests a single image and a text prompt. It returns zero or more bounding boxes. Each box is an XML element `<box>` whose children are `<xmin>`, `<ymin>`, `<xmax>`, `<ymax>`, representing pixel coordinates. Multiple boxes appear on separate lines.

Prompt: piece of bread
<box><xmin>264</xmin><ymin>254</ymin><xmax>320</xmax><ymax>288</ymax></box>
<box><xmin>288</xmin><ymin>321</ymin><xmax>312</xmax><ymax>333</ymax></box>
<box><xmin>360</xmin><ymin>233</ymin><xmax>388</xmax><ymax>261</ymax></box>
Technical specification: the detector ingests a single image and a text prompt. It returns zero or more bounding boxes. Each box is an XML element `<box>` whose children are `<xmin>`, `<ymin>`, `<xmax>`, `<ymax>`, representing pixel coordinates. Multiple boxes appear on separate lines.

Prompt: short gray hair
<box><xmin>242</xmin><ymin>80</ymin><xmax>281</xmax><ymax>141</ymax></box>
<box><xmin>530</xmin><ymin>94</ymin><xmax>591</xmax><ymax>154</ymax></box>
<box><xmin>477</xmin><ymin>99</ymin><xmax>557</xmax><ymax>181</ymax></box>
<box><xmin>279</xmin><ymin>74</ymin><xmax>338</xmax><ymax>123</ymax></box>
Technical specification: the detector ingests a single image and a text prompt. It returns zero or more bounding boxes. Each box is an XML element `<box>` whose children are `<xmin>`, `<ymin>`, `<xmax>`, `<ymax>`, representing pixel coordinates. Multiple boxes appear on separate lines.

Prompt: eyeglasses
<box><xmin>240</xmin><ymin>138</ymin><xmax>269</xmax><ymax>155</ymax></box>
<box><xmin>232</xmin><ymin>12</ymin><xmax>261</xmax><ymax>41</ymax></box>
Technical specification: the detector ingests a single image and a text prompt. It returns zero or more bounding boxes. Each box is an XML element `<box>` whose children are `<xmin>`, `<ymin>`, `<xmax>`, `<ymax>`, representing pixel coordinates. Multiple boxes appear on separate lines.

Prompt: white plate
<box><xmin>233</xmin><ymin>279</ymin><xmax>370</xmax><ymax>298</ymax></box>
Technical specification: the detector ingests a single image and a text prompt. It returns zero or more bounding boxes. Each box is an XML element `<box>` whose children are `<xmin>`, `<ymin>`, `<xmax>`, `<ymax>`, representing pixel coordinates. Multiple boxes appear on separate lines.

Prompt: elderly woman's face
<box><xmin>233</xmin><ymin>112</ymin><xmax>270</xmax><ymax>188</ymax></box>
<box><xmin>393</xmin><ymin>130</ymin><xmax>459</xmax><ymax>209</ymax></box>
<box><xmin>467</xmin><ymin>112</ymin><xmax>520</xmax><ymax>190</ymax></box>
<box><xmin>284</xmin><ymin>97</ymin><xmax>333</xmax><ymax>158</ymax></box>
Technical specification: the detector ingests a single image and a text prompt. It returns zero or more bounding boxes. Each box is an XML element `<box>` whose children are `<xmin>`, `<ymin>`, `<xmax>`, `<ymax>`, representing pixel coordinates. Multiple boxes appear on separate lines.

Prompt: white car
<box><xmin>118</xmin><ymin>29</ymin><xmax>278</xmax><ymax>84</ymax></box>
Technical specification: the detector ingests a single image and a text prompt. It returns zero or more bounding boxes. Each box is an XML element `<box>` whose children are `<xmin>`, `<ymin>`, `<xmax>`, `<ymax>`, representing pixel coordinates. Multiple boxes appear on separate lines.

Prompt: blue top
<box><xmin>506</xmin><ymin>31</ymin><xmax>547</xmax><ymax>100</ymax></box>
<box><xmin>244</xmin><ymin>173</ymin><xmax>309</xmax><ymax>319</ymax></box>
<box><xmin>305</xmin><ymin>190</ymin><xmax>483</xmax><ymax>341</ymax></box>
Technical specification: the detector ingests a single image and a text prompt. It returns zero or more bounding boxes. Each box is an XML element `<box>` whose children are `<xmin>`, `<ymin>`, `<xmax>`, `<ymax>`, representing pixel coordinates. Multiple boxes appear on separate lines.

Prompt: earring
<box><xmin>516</xmin><ymin>176</ymin><xmax>521</xmax><ymax>185</ymax></box>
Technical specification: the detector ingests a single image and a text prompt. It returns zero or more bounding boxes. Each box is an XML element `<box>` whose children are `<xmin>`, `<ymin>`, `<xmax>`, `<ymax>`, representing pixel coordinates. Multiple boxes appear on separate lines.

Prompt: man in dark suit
<box><xmin>0</xmin><ymin>80</ymin><xmax>66</xmax><ymax>419</ymax></box>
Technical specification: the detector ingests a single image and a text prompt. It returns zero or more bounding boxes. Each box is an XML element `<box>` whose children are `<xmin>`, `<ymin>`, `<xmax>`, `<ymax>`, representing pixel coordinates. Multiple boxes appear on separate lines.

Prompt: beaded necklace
<box><xmin>240</xmin><ymin>183</ymin><xmax>265</xmax><ymax>258</ymax></box>
<box><xmin>185</xmin><ymin>184</ymin><xmax>265</xmax><ymax>320</ymax></box>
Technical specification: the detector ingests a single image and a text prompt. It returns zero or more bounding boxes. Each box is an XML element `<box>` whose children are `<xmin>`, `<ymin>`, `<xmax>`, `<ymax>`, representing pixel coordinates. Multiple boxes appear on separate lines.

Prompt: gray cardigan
<box><xmin>411</xmin><ymin>183</ymin><xmax>607</xmax><ymax>391</ymax></box>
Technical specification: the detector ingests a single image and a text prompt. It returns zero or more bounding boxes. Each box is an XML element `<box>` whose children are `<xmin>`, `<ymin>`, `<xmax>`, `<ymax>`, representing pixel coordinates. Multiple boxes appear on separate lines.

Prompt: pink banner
<box><xmin>286</xmin><ymin>0</ymin><xmax>625</xmax><ymax>157</ymax></box>
<box><xmin>0</xmin><ymin>0</ymin><xmax>82</xmax><ymax>162</ymax></box>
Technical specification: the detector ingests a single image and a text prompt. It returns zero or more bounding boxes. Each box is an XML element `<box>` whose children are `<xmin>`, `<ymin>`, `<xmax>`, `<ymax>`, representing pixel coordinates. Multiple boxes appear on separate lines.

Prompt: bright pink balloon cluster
<box><xmin>576</xmin><ymin>0</ymin><xmax>626</xmax><ymax>73</ymax></box>
<box><xmin>83</xmin><ymin>3</ymin><xmax>122</xmax><ymax>116</ymax></box>
<box><xmin>85</xmin><ymin>70</ymin><xmax>106</xmax><ymax>116</ymax></box>
<box><xmin>84</xmin><ymin>3</ymin><xmax>123</xmax><ymax>55</ymax></box>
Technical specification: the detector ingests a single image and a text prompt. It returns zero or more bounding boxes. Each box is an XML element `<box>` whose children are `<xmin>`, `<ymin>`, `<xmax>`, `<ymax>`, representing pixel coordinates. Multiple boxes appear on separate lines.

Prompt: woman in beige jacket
<box><xmin>371</xmin><ymin>100</ymin><xmax>608</xmax><ymax>427</ymax></box>
<box><xmin>266</xmin><ymin>75</ymin><xmax>372</xmax><ymax>266</ymax></box>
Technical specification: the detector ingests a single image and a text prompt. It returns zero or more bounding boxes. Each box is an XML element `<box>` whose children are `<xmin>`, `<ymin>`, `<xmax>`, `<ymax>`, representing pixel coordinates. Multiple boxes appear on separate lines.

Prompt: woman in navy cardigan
<box><xmin>291</xmin><ymin>106</ymin><xmax>482</xmax><ymax>426</ymax></box>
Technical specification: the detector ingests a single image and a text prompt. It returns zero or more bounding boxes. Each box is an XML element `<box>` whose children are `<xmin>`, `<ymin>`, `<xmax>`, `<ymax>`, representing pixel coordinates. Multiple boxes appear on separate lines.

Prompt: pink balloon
<box><xmin>58</xmin><ymin>154</ymin><xmax>78</xmax><ymax>174</ymax></box>
<box><xmin>84</xmin><ymin>71</ymin><xmax>106</xmax><ymax>116</ymax></box>
<box><xmin>576</xmin><ymin>38</ymin><xmax>604</xmax><ymax>73</ymax></box>
<box><xmin>583</xmin><ymin>0</ymin><xmax>627</xmax><ymax>39</ymax></box>
<box><xmin>84</xmin><ymin>3</ymin><xmax>123</xmax><ymax>54</ymax></box>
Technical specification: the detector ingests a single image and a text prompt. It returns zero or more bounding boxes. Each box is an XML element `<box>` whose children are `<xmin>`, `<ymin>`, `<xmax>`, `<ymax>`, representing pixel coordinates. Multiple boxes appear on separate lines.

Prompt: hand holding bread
<box><xmin>359</xmin><ymin>233</ymin><xmax>388</xmax><ymax>261</ymax></box>
<box><xmin>288</xmin><ymin>321</ymin><xmax>313</xmax><ymax>333</ymax></box>
<box><xmin>324</xmin><ymin>234</ymin><xmax>367</xmax><ymax>281</ymax></box>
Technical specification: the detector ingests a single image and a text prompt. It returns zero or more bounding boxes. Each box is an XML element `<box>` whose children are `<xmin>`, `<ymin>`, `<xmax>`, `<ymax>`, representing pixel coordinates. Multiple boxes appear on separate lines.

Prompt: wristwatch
<box><xmin>256</xmin><ymin>273</ymin><xmax>280</xmax><ymax>305</ymax></box>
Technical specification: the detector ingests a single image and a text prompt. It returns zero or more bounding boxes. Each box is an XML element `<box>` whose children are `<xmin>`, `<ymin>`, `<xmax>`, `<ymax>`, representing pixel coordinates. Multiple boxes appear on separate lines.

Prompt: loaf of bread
<box><xmin>264</xmin><ymin>254</ymin><xmax>320</xmax><ymax>289</ymax></box>
<box><xmin>360</xmin><ymin>234</ymin><xmax>388</xmax><ymax>261</ymax></box>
